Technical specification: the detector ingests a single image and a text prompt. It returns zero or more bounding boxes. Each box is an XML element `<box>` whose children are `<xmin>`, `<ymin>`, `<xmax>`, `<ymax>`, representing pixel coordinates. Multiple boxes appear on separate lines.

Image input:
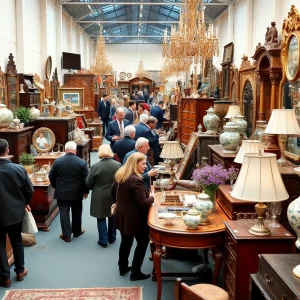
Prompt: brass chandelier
<box><xmin>90</xmin><ymin>26</ymin><xmax>113</xmax><ymax>76</ymax></box>
<box><xmin>135</xmin><ymin>57</ymin><xmax>149</xmax><ymax>78</ymax></box>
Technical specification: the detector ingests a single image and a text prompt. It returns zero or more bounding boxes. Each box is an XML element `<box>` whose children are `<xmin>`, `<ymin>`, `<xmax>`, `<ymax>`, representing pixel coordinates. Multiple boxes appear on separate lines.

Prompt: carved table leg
<box><xmin>212</xmin><ymin>246</ymin><xmax>223</xmax><ymax>285</ymax></box>
<box><xmin>153</xmin><ymin>243</ymin><xmax>163</xmax><ymax>300</ymax></box>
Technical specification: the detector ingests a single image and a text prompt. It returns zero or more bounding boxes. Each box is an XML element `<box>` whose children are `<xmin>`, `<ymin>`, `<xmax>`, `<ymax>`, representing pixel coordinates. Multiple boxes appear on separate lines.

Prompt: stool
<box><xmin>175</xmin><ymin>278</ymin><xmax>229</xmax><ymax>300</ymax></box>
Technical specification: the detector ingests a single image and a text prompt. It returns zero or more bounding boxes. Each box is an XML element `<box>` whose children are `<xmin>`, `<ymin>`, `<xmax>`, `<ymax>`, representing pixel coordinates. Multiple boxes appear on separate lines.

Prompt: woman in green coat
<box><xmin>87</xmin><ymin>144</ymin><xmax>121</xmax><ymax>247</ymax></box>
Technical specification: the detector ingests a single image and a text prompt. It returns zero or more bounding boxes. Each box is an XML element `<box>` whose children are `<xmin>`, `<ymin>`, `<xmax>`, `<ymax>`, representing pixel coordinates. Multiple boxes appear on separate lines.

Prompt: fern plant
<box><xmin>13</xmin><ymin>106</ymin><xmax>31</xmax><ymax>124</ymax></box>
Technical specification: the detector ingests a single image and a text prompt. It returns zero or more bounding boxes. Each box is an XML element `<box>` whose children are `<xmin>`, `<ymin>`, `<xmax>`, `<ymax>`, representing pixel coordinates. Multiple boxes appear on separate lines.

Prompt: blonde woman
<box><xmin>86</xmin><ymin>144</ymin><xmax>121</xmax><ymax>248</ymax></box>
<box><xmin>111</xmin><ymin>152</ymin><xmax>154</xmax><ymax>281</ymax></box>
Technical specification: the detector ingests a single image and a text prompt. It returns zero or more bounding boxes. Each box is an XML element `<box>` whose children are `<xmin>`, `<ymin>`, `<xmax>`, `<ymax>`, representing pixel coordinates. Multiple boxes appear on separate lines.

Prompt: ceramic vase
<box><xmin>194</xmin><ymin>192</ymin><xmax>213</xmax><ymax>225</ymax></box>
<box><xmin>0</xmin><ymin>104</ymin><xmax>13</xmax><ymax>128</ymax></box>
<box><xmin>219</xmin><ymin>121</ymin><xmax>241</xmax><ymax>153</ymax></box>
<box><xmin>29</xmin><ymin>106</ymin><xmax>40</xmax><ymax>120</ymax></box>
<box><xmin>203</xmin><ymin>107</ymin><xmax>219</xmax><ymax>135</ymax></box>
<box><xmin>181</xmin><ymin>207</ymin><xmax>201</xmax><ymax>229</ymax></box>
<box><xmin>234</xmin><ymin>114</ymin><xmax>247</xmax><ymax>138</ymax></box>
<box><xmin>203</xmin><ymin>188</ymin><xmax>217</xmax><ymax>212</ymax></box>
<box><xmin>287</xmin><ymin>196</ymin><xmax>300</xmax><ymax>249</ymax></box>
<box><xmin>13</xmin><ymin>117</ymin><xmax>20</xmax><ymax>129</ymax></box>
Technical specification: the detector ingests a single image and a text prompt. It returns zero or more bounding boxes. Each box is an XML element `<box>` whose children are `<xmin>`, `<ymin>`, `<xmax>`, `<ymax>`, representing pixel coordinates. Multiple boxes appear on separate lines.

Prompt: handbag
<box><xmin>111</xmin><ymin>183</ymin><xmax>119</xmax><ymax>216</ymax></box>
<box><xmin>22</xmin><ymin>211</ymin><xmax>38</xmax><ymax>234</ymax></box>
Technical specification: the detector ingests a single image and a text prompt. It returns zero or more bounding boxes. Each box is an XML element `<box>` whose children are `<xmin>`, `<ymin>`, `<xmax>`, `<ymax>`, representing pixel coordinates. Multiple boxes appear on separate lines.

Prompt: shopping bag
<box><xmin>22</xmin><ymin>211</ymin><xmax>38</xmax><ymax>234</ymax></box>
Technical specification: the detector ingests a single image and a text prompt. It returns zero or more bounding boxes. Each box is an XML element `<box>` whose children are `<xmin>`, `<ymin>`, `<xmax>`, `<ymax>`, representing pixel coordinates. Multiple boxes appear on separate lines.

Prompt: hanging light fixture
<box><xmin>135</xmin><ymin>57</ymin><xmax>149</xmax><ymax>79</ymax></box>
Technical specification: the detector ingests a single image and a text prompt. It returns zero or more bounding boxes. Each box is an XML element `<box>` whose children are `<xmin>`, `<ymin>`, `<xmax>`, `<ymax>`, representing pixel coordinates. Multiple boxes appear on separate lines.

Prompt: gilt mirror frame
<box><xmin>0</xmin><ymin>67</ymin><xmax>7</xmax><ymax>105</ymax></box>
<box><xmin>279</xmin><ymin>5</ymin><xmax>300</xmax><ymax>163</ymax></box>
<box><xmin>32</xmin><ymin>127</ymin><xmax>56</xmax><ymax>153</ymax></box>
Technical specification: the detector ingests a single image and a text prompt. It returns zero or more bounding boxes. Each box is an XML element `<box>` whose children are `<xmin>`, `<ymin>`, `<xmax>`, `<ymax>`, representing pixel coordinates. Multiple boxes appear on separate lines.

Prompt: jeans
<box><xmin>97</xmin><ymin>217</ymin><xmax>116</xmax><ymax>244</ymax></box>
<box><xmin>118</xmin><ymin>230</ymin><xmax>149</xmax><ymax>275</ymax></box>
<box><xmin>0</xmin><ymin>222</ymin><xmax>24</xmax><ymax>279</ymax></box>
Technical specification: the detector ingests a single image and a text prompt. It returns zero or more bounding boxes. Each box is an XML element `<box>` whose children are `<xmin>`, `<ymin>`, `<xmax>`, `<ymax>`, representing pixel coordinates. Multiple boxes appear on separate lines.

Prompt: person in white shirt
<box><xmin>36</xmin><ymin>132</ymin><xmax>48</xmax><ymax>149</ymax></box>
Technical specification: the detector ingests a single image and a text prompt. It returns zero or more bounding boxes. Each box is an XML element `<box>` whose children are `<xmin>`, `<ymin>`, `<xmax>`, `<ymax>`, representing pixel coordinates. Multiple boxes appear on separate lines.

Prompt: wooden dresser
<box><xmin>250</xmin><ymin>254</ymin><xmax>300</xmax><ymax>300</ymax></box>
<box><xmin>30</xmin><ymin>178</ymin><xmax>57</xmax><ymax>231</ymax></box>
<box><xmin>76</xmin><ymin>139</ymin><xmax>91</xmax><ymax>167</ymax></box>
<box><xmin>0</xmin><ymin>127</ymin><xmax>34</xmax><ymax>163</ymax></box>
<box><xmin>207</xmin><ymin>144</ymin><xmax>240</xmax><ymax>169</ymax></box>
<box><xmin>224</xmin><ymin>221</ymin><xmax>296</xmax><ymax>300</ymax></box>
<box><xmin>177</xmin><ymin>97</ymin><xmax>215</xmax><ymax>145</ymax></box>
<box><xmin>34</xmin><ymin>117</ymin><xmax>76</xmax><ymax>145</ymax></box>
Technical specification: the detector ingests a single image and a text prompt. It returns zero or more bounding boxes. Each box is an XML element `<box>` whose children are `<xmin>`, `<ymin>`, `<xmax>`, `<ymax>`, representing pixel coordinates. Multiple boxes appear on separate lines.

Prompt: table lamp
<box><xmin>224</xmin><ymin>104</ymin><xmax>241</xmax><ymax>120</ymax></box>
<box><xmin>160</xmin><ymin>141</ymin><xmax>184</xmax><ymax>180</ymax></box>
<box><xmin>234</xmin><ymin>140</ymin><xmax>264</xmax><ymax>164</ymax></box>
<box><xmin>265</xmin><ymin>109</ymin><xmax>300</xmax><ymax>165</ymax></box>
<box><xmin>231</xmin><ymin>152</ymin><xmax>288</xmax><ymax>236</ymax></box>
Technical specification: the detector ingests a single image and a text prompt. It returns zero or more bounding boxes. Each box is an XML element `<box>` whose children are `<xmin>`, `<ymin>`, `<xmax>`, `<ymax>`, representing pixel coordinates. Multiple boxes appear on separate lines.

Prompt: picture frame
<box><xmin>175</xmin><ymin>133</ymin><xmax>198</xmax><ymax>180</ymax></box>
<box><xmin>285</xmin><ymin>33</ymin><xmax>300</xmax><ymax>82</ymax></box>
<box><xmin>32</xmin><ymin>127</ymin><xmax>56</xmax><ymax>153</ymax></box>
<box><xmin>58</xmin><ymin>87</ymin><xmax>84</xmax><ymax>108</ymax></box>
<box><xmin>222</xmin><ymin>42</ymin><xmax>234</xmax><ymax>64</ymax></box>
<box><xmin>0</xmin><ymin>68</ymin><xmax>7</xmax><ymax>105</ymax></box>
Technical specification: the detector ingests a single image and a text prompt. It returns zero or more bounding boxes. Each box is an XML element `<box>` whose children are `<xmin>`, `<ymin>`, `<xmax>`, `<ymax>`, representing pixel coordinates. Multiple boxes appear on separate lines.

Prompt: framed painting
<box><xmin>58</xmin><ymin>88</ymin><xmax>84</xmax><ymax>108</ymax></box>
<box><xmin>285</xmin><ymin>33</ymin><xmax>300</xmax><ymax>82</ymax></box>
<box><xmin>175</xmin><ymin>133</ymin><xmax>198</xmax><ymax>180</ymax></box>
<box><xmin>222</xmin><ymin>42</ymin><xmax>234</xmax><ymax>64</ymax></box>
<box><xmin>0</xmin><ymin>68</ymin><xmax>7</xmax><ymax>105</ymax></box>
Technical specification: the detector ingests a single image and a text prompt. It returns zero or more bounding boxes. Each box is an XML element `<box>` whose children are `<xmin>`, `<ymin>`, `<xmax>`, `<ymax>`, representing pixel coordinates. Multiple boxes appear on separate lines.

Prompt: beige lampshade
<box><xmin>231</xmin><ymin>153</ymin><xmax>288</xmax><ymax>202</ymax></box>
<box><xmin>234</xmin><ymin>140</ymin><xmax>264</xmax><ymax>164</ymax></box>
<box><xmin>224</xmin><ymin>104</ymin><xmax>241</xmax><ymax>119</ymax></box>
<box><xmin>265</xmin><ymin>109</ymin><xmax>300</xmax><ymax>134</ymax></box>
<box><xmin>160</xmin><ymin>141</ymin><xmax>184</xmax><ymax>159</ymax></box>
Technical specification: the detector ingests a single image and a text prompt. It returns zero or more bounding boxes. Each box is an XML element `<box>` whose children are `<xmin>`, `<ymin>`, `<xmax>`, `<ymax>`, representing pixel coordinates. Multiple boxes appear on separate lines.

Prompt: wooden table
<box><xmin>34</xmin><ymin>152</ymin><xmax>65</xmax><ymax>167</ymax></box>
<box><xmin>148</xmin><ymin>191</ymin><xmax>229</xmax><ymax>300</ymax></box>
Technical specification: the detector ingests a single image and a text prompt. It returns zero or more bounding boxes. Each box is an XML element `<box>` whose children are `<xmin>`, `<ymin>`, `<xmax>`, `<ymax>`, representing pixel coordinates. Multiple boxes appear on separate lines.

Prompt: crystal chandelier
<box><xmin>135</xmin><ymin>57</ymin><xmax>149</xmax><ymax>79</ymax></box>
<box><xmin>90</xmin><ymin>26</ymin><xmax>113</xmax><ymax>76</ymax></box>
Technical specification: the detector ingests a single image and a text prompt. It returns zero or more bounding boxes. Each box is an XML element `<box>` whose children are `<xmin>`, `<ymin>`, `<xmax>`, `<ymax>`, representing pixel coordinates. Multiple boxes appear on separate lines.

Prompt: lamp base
<box><xmin>249</xmin><ymin>203</ymin><xmax>271</xmax><ymax>236</ymax></box>
<box><xmin>293</xmin><ymin>265</ymin><xmax>300</xmax><ymax>278</ymax></box>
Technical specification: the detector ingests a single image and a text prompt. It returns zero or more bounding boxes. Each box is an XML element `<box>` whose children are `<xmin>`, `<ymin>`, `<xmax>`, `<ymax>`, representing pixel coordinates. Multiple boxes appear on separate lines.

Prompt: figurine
<box><xmin>197</xmin><ymin>124</ymin><xmax>203</xmax><ymax>133</ymax></box>
<box><xmin>199</xmin><ymin>78</ymin><xmax>211</xmax><ymax>98</ymax></box>
<box><xmin>265</xmin><ymin>22</ymin><xmax>278</xmax><ymax>45</ymax></box>
<box><xmin>19</xmin><ymin>84</ymin><xmax>25</xmax><ymax>93</ymax></box>
<box><xmin>213</xmin><ymin>86</ymin><xmax>221</xmax><ymax>99</ymax></box>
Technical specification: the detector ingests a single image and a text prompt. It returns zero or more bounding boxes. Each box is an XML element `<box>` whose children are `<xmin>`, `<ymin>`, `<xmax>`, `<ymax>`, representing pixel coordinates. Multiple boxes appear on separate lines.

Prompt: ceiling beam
<box><xmin>78</xmin><ymin>20</ymin><xmax>179</xmax><ymax>24</ymax></box>
<box><xmin>62</xmin><ymin>2</ymin><xmax>229</xmax><ymax>6</ymax></box>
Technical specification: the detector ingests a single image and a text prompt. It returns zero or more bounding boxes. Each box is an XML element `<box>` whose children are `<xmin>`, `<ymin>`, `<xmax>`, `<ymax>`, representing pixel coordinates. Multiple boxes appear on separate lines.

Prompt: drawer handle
<box><xmin>264</xmin><ymin>273</ymin><xmax>273</xmax><ymax>284</ymax></box>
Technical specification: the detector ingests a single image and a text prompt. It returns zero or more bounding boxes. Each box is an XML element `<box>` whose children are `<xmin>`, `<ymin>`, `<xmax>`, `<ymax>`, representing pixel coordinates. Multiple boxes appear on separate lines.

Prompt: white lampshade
<box><xmin>160</xmin><ymin>141</ymin><xmax>184</xmax><ymax>159</ymax></box>
<box><xmin>265</xmin><ymin>109</ymin><xmax>300</xmax><ymax>134</ymax></box>
<box><xmin>224</xmin><ymin>104</ymin><xmax>241</xmax><ymax>119</ymax></box>
<box><xmin>234</xmin><ymin>140</ymin><xmax>264</xmax><ymax>164</ymax></box>
<box><xmin>231</xmin><ymin>153</ymin><xmax>288</xmax><ymax>202</ymax></box>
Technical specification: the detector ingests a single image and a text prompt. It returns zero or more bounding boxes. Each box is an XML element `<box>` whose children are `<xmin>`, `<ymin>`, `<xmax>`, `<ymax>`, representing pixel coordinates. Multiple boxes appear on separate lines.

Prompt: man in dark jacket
<box><xmin>125</xmin><ymin>100</ymin><xmax>137</xmax><ymax>124</ymax></box>
<box><xmin>151</xmin><ymin>100</ymin><xmax>168</xmax><ymax>129</ymax></box>
<box><xmin>0</xmin><ymin>139</ymin><xmax>33</xmax><ymax>288</ymax></box>
<box><xmin>113</xmin><ymin>125</ymin><xmax>136</xmax><ymax>162</ymax></box>
<box><xmin>97</xmin><ymin>94</ymin><xmax>111</xmax><ymax>136</ymax></box>
<box><xmin>49</xmin><ymin>141</ymin><xmax>89</xmax><ymax>242</ymax></box>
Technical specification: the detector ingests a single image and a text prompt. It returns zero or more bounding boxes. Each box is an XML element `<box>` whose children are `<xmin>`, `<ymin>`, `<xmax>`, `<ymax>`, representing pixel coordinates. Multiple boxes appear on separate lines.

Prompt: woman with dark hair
<box><xmin>111</xmin><ymin>152</ymin><xmax>154</xmax><ymax>281</ymax></box>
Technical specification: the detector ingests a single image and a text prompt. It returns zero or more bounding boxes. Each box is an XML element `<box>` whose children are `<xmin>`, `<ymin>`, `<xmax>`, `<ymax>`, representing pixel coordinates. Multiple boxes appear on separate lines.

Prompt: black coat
<box><xmin>111</xmin><ymin>174</ymin><xmax>153</xmax><ymax>236</ymax></box>
<box><xmin>105</xmin><ymin>119</ymin><xmax>130</xmax><ymax>148</ymax></box>
<box><xmin>49</xmin><ymin>153</ymin><xmax>89</xmax><ymax>201</ymax></box>
<box><xmin>0</xmin><ymin>159</ymin><xmax>33</xmax><ymax>226</ymax></box>
<box><xmin>125</xmin><ymin>108</ymin><xmax>134</xmax><ymax>124</ymax></box>
<box><xmin>97</xmin><ymin>100</ymin><xmax>111</xmax><ymax>119</ymax></box>
<box><xmin>112</xmin><ymin>136</ymin><xmax>136</xmax><ymax>163</ymax></box>
<box><xmin>151</xmin><ymin>106</ymin><xmax>167</xmax><ymax>129</ymax></box>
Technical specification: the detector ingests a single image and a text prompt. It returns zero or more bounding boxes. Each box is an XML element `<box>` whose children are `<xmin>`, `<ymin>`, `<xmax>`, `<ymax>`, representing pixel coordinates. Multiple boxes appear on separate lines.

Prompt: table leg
<box><xmin>212</xmin><ymin>246</ymin><xmax>223</xmax><ymax>285</ymax></box>
<box><xmin>153</xmin><ymin>243</ymin><xmax>163</xmax><ymax>300</ymax></box>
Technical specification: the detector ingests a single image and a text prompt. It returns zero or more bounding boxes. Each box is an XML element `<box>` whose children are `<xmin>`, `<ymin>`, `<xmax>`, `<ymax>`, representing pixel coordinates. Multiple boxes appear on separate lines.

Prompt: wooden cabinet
<box><xmin>34</xmin><ymin>117</ymin><xmax>76</xmax><ymax>145</ymax></box>
<box><xmin>250</xmin><ymin>254</ymin><xmax>300</xmax><ymax>300</ymax></box>
<box><xmin>64</xmin><ymin>74</ymin><xmax>96</xmax><ymax>109</ymax></box>
<box><xmin>0</xmin><ymin>127</ymin><xmax>34</xmax><ymax>163</ymax></box>
<box><xmin>76</xmin><ymin>139</ymin><xmax>91</xmax><ymax>167</ymax></box>
<box><xmin>224</xmin><ymin>221</ymin><xmax>295</xmax><ymax>300</ymax></box>
<box><xmin>178</xmin><ymin>97</ymin><xmax>215</xmax><ymax>145</ymax></box>
<box><xmin>30</xmin><ymin>178</ymin><xmax>57</xmax><ymax>231</ymax></box>
<box><xmin>18</xmin><ymin>73</ymin><xmax>41</xmax><ymax>109</ymax></box>
<box><xmin>207</xmin><ymin>144</ymin><xmax>240</xmax><ymax>169</ymax></box>
<box><xmin>117</xmin><ymin>80</ymin><xmax>129</xmax><ymax>95</ymax></box>
<box><xmin>194</xmin><ymin>133</ymin><xmax>219</xmax><ymax>166</ymax></box>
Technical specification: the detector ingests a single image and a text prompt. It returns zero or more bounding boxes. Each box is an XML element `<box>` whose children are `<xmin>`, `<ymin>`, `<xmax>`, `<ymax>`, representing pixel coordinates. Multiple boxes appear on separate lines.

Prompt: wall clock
<box><xmin>119</xmin><ymin>72</ymin><xmax>126</xmax><ymax>80</ymax></box>
<box><xmin>127</xmin><ymin>72</ymin><xmax>132</xmax><ymax>79</ymax></box>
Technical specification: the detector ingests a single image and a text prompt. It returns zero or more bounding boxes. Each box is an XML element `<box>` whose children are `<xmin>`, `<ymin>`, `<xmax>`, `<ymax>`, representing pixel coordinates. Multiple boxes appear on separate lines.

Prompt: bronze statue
<box><xmin>265</xmin><ymin>22</ymin><xmax>278</xmax><ymax>45</ymax></box>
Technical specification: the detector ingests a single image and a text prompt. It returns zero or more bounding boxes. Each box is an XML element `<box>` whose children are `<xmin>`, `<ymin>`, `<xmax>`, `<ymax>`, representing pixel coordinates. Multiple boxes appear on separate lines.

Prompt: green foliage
<box><xmin>13</xmin><ymin>106</ymin><xmax>31</xmax><ymax>124</ymax></box>
<box><xmin>19</xmin><ymin>152</ymin><xmax>35</xmax><ymax>165</ymax></box>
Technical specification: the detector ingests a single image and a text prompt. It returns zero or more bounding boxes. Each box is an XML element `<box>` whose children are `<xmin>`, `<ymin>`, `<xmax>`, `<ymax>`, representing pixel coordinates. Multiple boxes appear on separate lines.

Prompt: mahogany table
<box><xmin>148</xmin><ymin>191</ymin><xmax>229</xmax><ymax>300</ymax></box>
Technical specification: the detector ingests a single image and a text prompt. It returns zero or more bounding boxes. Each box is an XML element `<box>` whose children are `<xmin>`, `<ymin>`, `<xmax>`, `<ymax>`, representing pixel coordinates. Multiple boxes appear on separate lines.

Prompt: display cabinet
<box><xmin>129</xmin><ymin>76</ymin><xmax>153</xmax><ymax>95</ymax></box>
<box><xmin>18</xmin><ymin>73</ymin><xmax>41</xmax><ymax>109</ymax></box>
<box><xmin>117</xmin><ymin>80</ymin><xmax>130</xmax><ymax>95</ymax></box>
<box><xmin>6</xmin><ymin>53</ymin><xmax>18</xmax><ymax>109</ymax></box>
<box><xmin>76</xmin><ymin>139</ymin><xmax>91</xmax><ymax>167</ymax></box>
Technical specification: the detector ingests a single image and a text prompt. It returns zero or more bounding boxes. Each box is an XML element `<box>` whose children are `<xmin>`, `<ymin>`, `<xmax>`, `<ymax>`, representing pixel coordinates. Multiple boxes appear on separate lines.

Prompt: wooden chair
<box><xmin>175</xmin><ymin>278</ymin><xmax>229</xmax><ymax>300</ymax></box>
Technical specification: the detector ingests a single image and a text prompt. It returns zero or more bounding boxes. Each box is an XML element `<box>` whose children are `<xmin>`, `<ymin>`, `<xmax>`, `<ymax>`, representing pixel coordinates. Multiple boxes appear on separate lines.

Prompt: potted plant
<box><xmin>13</xmin><ymin>106</ymin><xmax>31</xmax><ymax>125</ymax></box>
<box><xmin>19</xmin><ymin>152</ymin><xmax>35</xmax><ymax>174</ymax></box>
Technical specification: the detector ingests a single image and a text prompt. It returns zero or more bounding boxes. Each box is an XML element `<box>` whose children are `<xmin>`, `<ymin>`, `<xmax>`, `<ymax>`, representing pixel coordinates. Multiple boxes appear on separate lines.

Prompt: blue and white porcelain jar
<box><xmin>181</xmin><ymin>207</ymin><xmax>201</xmax><ymax>230</ymax></box>
<box><xmin>220</xmin><ymin>121</ymin><xmax>240</xmax><ymax>153</ymax></box>
<box><xmin>287</xmin><ymin>196</ymin><xmax>300</xmax><ymax>249</ymax></box>
<box><xmin>203</xmin><ymin>106</ymin><xmax>220</xmax><ymax>135</ymax></box>
<box><xmin>194</xmin><ymin>192</ymin><xmax>213</xmax><ymax>225</ymax></box>
<box><xmin>234</xmin><ymin>114</ymin><xmax>247</xmax><ymax>138</ymax></box>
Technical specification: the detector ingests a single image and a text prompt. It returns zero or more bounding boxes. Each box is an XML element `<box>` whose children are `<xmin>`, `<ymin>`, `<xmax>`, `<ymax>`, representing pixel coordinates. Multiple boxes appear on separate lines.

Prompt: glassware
<box><xmin>267</xmin><ymin>202</ymin><xmax>282</xmax><ymax>228</ymax></box>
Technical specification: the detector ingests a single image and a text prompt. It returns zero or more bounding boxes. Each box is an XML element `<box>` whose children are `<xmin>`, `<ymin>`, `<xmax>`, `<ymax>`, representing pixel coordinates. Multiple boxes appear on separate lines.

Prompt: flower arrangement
<box><xmin>227</xmin><ymin>166</ymin><xmax>239</xmax><ymax>187</ymax></box>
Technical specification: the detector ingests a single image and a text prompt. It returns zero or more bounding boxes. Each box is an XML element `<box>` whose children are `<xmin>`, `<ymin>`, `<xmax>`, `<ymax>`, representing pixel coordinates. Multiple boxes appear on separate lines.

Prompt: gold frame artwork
<box><xmin>0</xmin><ymin>68</ymin><xmax>7</xmax><ymax>105</ymax></box>
<box><xmin>58</xmin><ymin>87</ymin><xmax>84</xmax><ymax>109</ymax></box>
<box><xmin>285</xmin><ymin>32</ymin><xmax>300</xmax><ymax>82</ymax></box>
<box><xmin>32</xmin><ymin>127</ymin><xmax>56</xmax><ymax>153</ymax></box>
<box><xmin>175</xmin><ymin>132</ymin><xmax>198</xmax><ymax>180</ymax></box>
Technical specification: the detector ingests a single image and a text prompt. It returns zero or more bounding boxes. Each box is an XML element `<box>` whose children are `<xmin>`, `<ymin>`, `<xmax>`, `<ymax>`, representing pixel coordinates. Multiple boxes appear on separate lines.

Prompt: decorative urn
<box><xmin>203</xmin><ymin>106</ymin><xmax>219</xmax><ymax>135</ymax></box>
<box><xmin>194</xmin><ymin>192</ymin><xmax>213</xmax><ymax>225</ymax></box>
<box><xmin>29</xmin><ymin>106</ymin><xmax>40</xmax><ymax>120</ymax></box>
<box><xmin>234</xmin><ymin>114</ymin><xmax>248</xmax><ymax>138</ymax></box>
<box><xmin>219</xmin><ymin>121</ymin><xmax>241</xmax><ymax>153</ymax></box>
<box><xmin>181</xmin><ymin>207</ymin><xmax>201</xmax><ymax>229</ymax></box>
<box><xmin>0</xmin><ymin>104</ymin><xmax>13</xmax><ymax>128</ymax></box>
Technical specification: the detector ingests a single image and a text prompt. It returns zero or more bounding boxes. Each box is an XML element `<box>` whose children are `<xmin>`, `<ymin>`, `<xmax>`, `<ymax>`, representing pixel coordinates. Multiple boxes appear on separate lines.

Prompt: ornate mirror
<box><xmin>0</xmin><ymin>67</ymin><xmax>6</xmax><ymax>104</ymax></box>
<box><xmin>242</xmin><ymin>80</ymin><xmax>254</xmax><ymax>137</ymax></box>
<box><xmin>6</xmin><ymin>53</ymin><xmax>18</xmax><ymax>109</ymax></box>
<box><xmin>32</xmin><ymin>127</ymin><xmax>56</xmax><ymax>153</ymax></box>
<box><xmin>286</xmin><ymin>33</ymin><xmax>300</xmax><ymax>82</ymax></box>
<box><xmin>45</xmin><ymin>56</ymin><xmax>52</xmax><ymax>80</ymax></box>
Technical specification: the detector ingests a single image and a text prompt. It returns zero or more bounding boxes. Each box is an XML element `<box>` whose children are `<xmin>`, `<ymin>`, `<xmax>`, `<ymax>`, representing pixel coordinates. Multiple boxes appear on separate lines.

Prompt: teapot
<box><xmin>181</xmin><ymin>207</ymin><xmax>201</xmax><ymax>229</ymax></box>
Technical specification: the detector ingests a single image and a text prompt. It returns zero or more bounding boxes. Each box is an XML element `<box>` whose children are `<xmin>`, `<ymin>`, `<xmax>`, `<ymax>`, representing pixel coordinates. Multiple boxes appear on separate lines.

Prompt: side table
<box><xmin>224</xmin><ymin>220</ymin><xmax>296</xmax><ymax>300</ymax></box>
<box><xmin>207</xmin><ymin>144</ymin><xmax>240</xmax><ymax>169</ymax></box>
